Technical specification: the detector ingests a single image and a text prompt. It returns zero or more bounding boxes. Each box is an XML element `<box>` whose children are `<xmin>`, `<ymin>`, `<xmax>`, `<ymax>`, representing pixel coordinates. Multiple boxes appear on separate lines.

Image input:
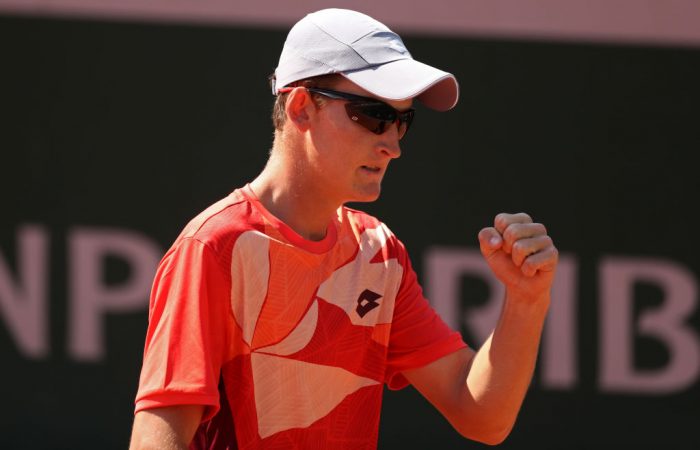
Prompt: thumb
<box><xmin>478</xmin><ymin>227</ymin><xmax>503</xmax><ymax>258</ymax></box>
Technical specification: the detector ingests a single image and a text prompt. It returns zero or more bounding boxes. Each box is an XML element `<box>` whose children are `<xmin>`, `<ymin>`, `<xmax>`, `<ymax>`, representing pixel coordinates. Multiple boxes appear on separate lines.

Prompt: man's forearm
<box><xmin>463</xmin><ymin>292</ymin><xmax>550</xmax><ymax>435</ymax></box>
<box><xmin>129</xmin><ymin>406</ymin><xmax>203</xmax><ymax>450</ymax></box>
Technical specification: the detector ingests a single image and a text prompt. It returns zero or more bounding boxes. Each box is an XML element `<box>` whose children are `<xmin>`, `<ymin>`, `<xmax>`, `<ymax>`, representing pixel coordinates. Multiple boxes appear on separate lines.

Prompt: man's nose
<box><xmin>379</xmin><ymin>124</ymin><xmax>402</xmax><ymax>159</ymax></box>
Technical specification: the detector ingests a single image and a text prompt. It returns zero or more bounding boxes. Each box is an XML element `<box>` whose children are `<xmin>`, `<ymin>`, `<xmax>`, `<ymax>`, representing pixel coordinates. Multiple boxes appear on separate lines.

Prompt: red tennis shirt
<box><xmin>134</xmin><ymin>185</ymin><xmax>467</xmax><ymax>449</ymax></box>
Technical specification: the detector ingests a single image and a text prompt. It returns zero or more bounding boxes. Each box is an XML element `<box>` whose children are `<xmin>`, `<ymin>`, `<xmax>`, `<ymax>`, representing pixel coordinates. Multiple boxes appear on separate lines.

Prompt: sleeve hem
<box><xmin>386</xmin><ymin>334</ymin><xmax>468</xmax><ymax>390</ymax></box>
<box><xmin>135</xmin><ymin>392</ymin><xmax>220</xmax><ymax>422</ymax></box>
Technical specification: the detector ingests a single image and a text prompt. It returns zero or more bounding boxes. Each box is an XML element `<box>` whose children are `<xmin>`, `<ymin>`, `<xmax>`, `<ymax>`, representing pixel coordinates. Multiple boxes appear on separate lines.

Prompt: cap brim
<box><xmin>341</xmin><ymin>58</ymin><xmax>459</xmax><ymax>111</ymax></box>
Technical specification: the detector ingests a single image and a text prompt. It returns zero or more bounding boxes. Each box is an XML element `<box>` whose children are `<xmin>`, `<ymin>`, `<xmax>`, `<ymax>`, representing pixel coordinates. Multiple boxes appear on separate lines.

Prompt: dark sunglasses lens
<box><xmin>345</xmin><ymin>102</ymin><xmax>391</xmax><ymax>134</ymax></box>
<box><xmin>398</xmin><ymin>110</ymin><xmax>414</xmax><ymax>139</ymax></box>
<box><xmin>345</xmin><ymin>102</ymin><xmax>415</xmax><ymax>139</ymax></box>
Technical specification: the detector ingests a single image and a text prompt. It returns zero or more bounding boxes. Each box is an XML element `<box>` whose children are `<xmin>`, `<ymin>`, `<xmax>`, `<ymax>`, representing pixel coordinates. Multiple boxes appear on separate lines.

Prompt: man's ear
<box><xmin>285</xmin><ymin>87</ymin><xmax>316</xmax><ymax>132</ymax></box>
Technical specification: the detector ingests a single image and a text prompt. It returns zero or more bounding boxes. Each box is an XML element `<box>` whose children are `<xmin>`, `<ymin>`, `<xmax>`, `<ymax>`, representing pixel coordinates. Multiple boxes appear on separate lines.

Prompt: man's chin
<box><xmin>348</xmin><ymin>186</ymin><xmax>382</xmax><ymax>204</ymax></box>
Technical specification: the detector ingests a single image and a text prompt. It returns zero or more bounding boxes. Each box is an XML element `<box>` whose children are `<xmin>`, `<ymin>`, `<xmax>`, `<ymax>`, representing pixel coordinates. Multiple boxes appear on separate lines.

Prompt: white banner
<box><xmin>1</xmin><ymin>0</ymin><xmax>700</xmax><ymax>47</ymax></box>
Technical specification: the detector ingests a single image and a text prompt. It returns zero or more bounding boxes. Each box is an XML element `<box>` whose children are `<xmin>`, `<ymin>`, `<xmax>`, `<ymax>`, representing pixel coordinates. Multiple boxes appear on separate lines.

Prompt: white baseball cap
<box><xmin>271</xmin><ymin>8</ymin><xmax>459</xmax><ymax>111</ymax></box>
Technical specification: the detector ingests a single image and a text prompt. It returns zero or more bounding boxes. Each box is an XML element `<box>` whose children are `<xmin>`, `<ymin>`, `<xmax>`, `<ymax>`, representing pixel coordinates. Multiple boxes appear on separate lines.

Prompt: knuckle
<box><xmin>517</xmin><ymin>212</ymin><xmax>533</xmax><ymax>223</ymax></box>
<box><xmin>494</xmin><ymin>213</ymin><xmax>508</xmax><ymax>227</ymax></box>
<box><xmin>551</xmin><ymin>246</ymin><xmax>560</xmax><ymax>261</ymax></box>
<box><xmin>511</xmin><ymin>240</ymin><xmax>525</xmax><ymax>255</ymax></box>
<box><xmin>503</xmin><ymin>223</ymin><xmax>521</xmax><ymax>241</ymax></box>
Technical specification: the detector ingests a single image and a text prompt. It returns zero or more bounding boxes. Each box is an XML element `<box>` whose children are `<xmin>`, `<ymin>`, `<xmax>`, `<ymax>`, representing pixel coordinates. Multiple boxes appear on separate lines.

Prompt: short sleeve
<box><xmin>134</xmin><ymin>237</ymin><xmax>233</xmax><ymax>421</ymax></box>
<box><xmin>385</xmin><ymin>244</ymin><xmax>467</xmax><ymax>390</ymax></box>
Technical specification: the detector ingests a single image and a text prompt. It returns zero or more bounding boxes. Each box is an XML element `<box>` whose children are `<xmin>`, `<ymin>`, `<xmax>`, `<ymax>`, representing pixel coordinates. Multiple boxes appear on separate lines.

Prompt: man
<box><xmin>129</xmin><ymin>8</ymin><xmax>558</xmax><ymax>450</ymax></box>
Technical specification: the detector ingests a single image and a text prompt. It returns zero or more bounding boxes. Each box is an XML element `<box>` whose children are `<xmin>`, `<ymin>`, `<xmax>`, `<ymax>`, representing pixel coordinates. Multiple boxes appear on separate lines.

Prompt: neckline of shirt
<box><xmin>239</xmin><ymin>183</ymin><xmax>339</xmax><ymax>254</ymax></box>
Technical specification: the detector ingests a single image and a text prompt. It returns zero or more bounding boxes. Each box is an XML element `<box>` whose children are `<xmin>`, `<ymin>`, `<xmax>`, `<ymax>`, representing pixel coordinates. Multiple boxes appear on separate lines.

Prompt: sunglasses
<box><xmin>279</xmin><ymin>87</ymin><xmax>415</xmax><ymax>140</ymax></box>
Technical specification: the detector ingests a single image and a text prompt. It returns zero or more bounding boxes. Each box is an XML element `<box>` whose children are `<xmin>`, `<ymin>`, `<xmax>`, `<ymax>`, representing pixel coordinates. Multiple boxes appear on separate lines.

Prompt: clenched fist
<box><xmin>478</xmin><ymin>212</ymin><xmax>558</xmax><ymax>301</ymax></box>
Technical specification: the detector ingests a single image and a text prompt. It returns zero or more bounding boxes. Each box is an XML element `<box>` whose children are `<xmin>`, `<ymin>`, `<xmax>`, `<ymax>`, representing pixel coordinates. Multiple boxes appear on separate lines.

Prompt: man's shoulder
<box><xmin>342</xmin><ymin>205</ymin><xmax>386</xmax><ymax>231</ymax></box>
<box><xmin>174</xmin><ymin>189</ymin><xmax>262</xmax><ymax>252</ymax></box>
<box><xmin>341</xmin><ymin>205</ymin><xmax>402</xmax><ymax>243</ymax></box>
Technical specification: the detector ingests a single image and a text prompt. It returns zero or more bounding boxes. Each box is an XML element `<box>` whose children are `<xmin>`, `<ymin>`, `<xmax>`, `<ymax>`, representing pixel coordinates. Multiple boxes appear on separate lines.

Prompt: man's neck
<box><xmin>249</xmin><ymin>160</ymin><xmax>340</xmax><ymax>242</ymax></box>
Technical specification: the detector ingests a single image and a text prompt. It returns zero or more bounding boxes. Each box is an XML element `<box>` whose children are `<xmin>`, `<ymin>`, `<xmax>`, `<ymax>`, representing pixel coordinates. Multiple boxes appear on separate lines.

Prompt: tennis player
<box><xmin>129</xmin><ymin>8</ymin><xmax>558</xmax><ymax>450</ymax></box>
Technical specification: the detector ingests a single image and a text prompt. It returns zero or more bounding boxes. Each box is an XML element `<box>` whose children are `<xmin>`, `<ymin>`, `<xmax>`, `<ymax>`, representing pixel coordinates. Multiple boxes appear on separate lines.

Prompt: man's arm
<box><xmin>129</xmin><ymin>405</ymin><xmax>204</xmax><ymax>450</ymax></box>
<box><xmin>403</xmin><ymin>212</ymin><xmax>557</xmax><ymax>445</ymax></box>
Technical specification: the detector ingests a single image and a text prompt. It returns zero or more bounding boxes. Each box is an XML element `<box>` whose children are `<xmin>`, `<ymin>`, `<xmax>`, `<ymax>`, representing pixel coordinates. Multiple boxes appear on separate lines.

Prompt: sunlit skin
<box><xmin>129</xmin><ymin>77</ymin><xmax>560</xmax><ymax>449</ymax></box>
<box><xmin>305</xmin><ymin>78</ymin><xmax>410</xmax><ymax>204</ymax></box>
<box><xmin>245</xmin><ymin>78</ymin><xmax>559</xmax><ymax>444</ymax></box>
<box><xmin>250</xmin><ymin>77</ymin><xmax>411</xmax><ymax>241</ymax></box>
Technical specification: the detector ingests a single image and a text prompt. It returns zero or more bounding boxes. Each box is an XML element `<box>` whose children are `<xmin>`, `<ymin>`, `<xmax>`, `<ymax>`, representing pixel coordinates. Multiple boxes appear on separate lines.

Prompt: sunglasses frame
<box><xmin>304</xmin><ymin>87</ymin><xmax>415</xmax><ymax>140</ymax></box>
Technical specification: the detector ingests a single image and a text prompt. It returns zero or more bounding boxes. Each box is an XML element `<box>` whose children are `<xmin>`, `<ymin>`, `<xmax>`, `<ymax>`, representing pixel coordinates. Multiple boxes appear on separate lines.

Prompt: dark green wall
<box><xmin>1</xmin><ymin>15</ymin><xmax>699</xmax><ymax>449</ymax></box>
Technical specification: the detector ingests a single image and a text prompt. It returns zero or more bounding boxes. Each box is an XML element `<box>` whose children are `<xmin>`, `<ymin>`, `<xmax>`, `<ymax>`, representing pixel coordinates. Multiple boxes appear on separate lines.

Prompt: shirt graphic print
<box><xmin>134</xmin><ymin>186</ymin><xmax>466</xmax><ymax>449</ymax></box>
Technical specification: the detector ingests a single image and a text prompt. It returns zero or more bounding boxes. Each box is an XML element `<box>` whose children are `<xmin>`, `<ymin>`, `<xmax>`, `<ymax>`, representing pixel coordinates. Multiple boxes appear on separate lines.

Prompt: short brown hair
<box><xmin>270</xmin><ymin>74</ymin><xmax>342</xmax><ymax>131</ymax></box>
